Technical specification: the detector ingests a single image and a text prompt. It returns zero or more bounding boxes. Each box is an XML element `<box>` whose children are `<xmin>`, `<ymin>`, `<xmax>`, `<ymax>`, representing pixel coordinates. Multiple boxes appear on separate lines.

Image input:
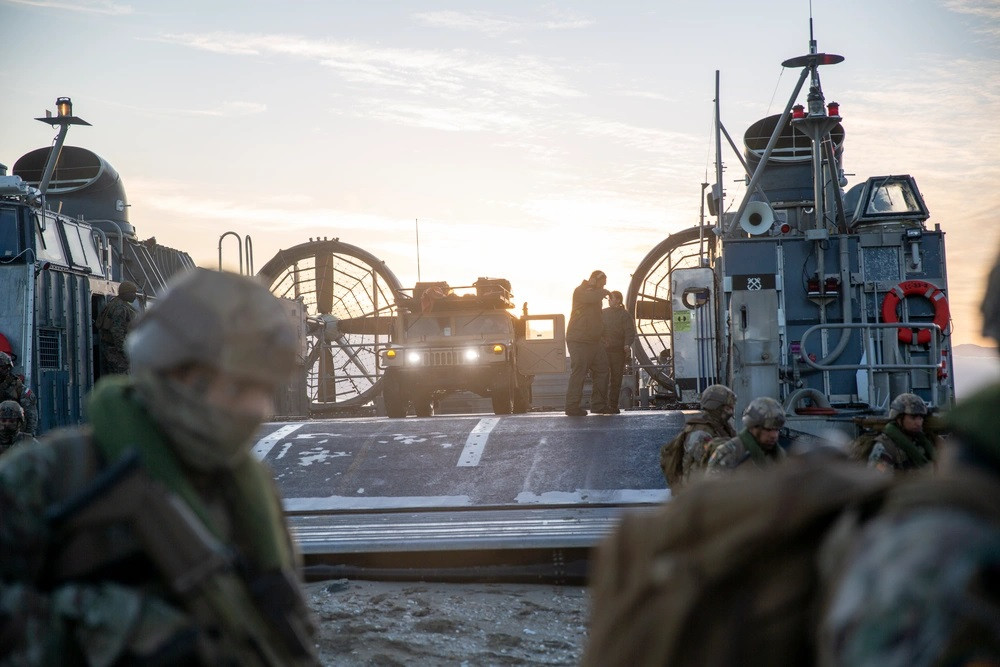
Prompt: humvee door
<box><xmin>516</xmin><ymin>314</ymin><xmax>566</xmax><ymax>374</ymax></box>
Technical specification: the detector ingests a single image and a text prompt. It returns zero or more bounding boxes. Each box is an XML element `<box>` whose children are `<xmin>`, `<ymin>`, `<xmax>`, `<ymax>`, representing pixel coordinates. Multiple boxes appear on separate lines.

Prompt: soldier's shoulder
<box><xmin>707</xmin><ymin>437</ymin><xmax>741</xmax><ymax>467</ymax></box>
<box><xmin>822</xmin><ymin>507</ymin><xmax>1000</xmax><ymax>664</ymax></box>
<box><xmin>3</xmin><ymin>425</ymin><xmax>92</xmax><ymax>467</ymax></box>
<box><xmin>867</xmin><ymin>437</ymin><xmax>895</xmax><ymax>463</ymax></box>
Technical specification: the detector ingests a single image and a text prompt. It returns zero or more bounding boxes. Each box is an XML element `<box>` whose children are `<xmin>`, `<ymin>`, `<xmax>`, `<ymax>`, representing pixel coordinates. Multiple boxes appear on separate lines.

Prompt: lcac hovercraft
<box><xmin>627</xmin><ymin>33</ymin><xmax>954</xmax><ymax>443</ymax></box>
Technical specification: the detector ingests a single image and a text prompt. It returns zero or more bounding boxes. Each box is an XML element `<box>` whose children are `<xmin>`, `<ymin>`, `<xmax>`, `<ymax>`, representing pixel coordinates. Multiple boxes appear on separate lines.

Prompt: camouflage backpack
<box><xmin>659</xmin><ymin>426</ymin><xmax>690</xmax><ymax>486</ymax></box>
<box><xmin>584</xmin><ymin>461</ymin><xmax>892</xmax><ymax>667</ymax></box>
<box><xmin>848</xmin><ymin>429</ymin><xmax>880</xmax><ymax>463</ymax></box>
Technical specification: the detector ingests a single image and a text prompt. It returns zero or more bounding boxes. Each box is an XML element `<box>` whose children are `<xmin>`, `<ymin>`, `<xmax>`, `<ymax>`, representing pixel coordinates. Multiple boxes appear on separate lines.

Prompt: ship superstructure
<box><xmin>628</xmin><ymin>35</ymin><xmax>954</xmax><ymax>441</ymax></box>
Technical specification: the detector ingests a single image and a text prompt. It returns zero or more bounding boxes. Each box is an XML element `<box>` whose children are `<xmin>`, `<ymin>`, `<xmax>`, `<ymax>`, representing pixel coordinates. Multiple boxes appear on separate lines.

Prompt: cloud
<box><xmin>412</xmin><ymin>10</ymin><xmax>594</xmax><ymax>36</ymax></box>
<box><xmin>96</xmin><ymin>97</ymin><xmax>266</xmax><ymax>118</ymax></box>
<box><xmin>157</xmin><ymin>32</ymin><xmax>584</xmax><ymax>102</ymax></box>
<box><xmin>4</xmin><ymin>0</ymin><xmax>131</xmax><ymax>14</ymax></box>
<box><xmin>129</xmin><ymin>178</ymin><xmax>404</xmax><ymax>233</ymax></box>
<box><xmin>943</xmin><ymin>0</ymin><xmax>1000</xmax><ymax>26</ymax></box>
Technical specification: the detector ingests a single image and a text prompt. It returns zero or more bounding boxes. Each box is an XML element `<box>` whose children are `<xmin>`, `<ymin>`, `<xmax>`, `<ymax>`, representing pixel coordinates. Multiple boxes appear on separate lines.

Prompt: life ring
<box><xmin>881</xmin><ymin>280</ymin><xmax>950</xmax><ymax>345</ymax></box>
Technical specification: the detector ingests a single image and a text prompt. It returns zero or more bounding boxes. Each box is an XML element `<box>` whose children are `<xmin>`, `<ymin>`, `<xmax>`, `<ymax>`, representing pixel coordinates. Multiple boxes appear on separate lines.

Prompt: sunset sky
<box><xmin>1</xmin><ymin>0</ymin><xmax>998</xmax><ymax>345</ymax></box>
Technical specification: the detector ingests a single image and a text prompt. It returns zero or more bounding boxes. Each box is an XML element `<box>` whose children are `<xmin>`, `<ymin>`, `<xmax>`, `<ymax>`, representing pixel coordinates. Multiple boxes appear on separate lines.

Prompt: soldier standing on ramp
<box><xmin>565</xmin><ymin>270</ymin><xmax>610</xmax><ymax>416</ymax></box>
<box><xmin>94</xmin><ymin>280</ymin><xmax>139</xmax><ymax>374</ymax></box>
<box><xmin>601</xmin><ymin>290</ymin><xmax>636</xmax><ymax>414</ymax></box>
<box><xmin>0</xmin><ymin>269</ymin><xmax>319</xmax><ymax>666</ymax></box>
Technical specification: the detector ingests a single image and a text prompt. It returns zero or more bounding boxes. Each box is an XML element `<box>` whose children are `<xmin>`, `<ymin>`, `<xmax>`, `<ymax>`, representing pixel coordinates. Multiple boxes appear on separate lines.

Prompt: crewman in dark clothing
<box><xmin>565</xmin><ymin>270</ymin><xmax>610</xmax><ymax>416</ymax></box>
<box><xmin>95</xmin><ymin>281</ymin><xmax>139</xmax><ymax>374</ymax></box>
<box><xmin>601</xmin><ymin>291</ymin><xmax>636</xmax><ymax>414</ymax></box>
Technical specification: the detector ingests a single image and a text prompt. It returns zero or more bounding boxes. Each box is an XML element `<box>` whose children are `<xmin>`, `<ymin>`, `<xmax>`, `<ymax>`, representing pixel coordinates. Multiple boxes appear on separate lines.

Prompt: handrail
<box><xmin>799</xmin><ymin>320</ymin><xmax>943</xmax><ymax>409</ymax></box>
<box><xmin>798</xmin><ymin>321</ymin><xmax>941</xmax><ymax>372</ymax></box>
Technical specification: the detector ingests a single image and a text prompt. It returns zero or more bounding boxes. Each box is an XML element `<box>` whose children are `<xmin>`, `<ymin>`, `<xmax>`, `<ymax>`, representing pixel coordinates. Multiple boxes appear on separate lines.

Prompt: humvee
<box><xmin>379</xmin><ymin>278</ymin><xmax>565</xmax><ymax>417</ymax></box>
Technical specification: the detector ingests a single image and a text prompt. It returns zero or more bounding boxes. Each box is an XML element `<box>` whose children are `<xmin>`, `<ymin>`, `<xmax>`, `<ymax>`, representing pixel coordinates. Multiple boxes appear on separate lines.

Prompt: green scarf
<box><xmin>86</xmin><ymin>376</ymin><xmax>293</xmax><ymax>573</ymax></box>
<box><xmin>739</xmin><ymin>429</ymin><xmax>768</xmax><ymax>466</ymax></box>
<box><xmin>738</xmin><ymin>429</ymin><xmax>785</xmax><ymax>468</ymax></box>
<box><xmin>884</xmin><ymin>421</ymin><xmax>934</xmax><ymax>468</ymax></box>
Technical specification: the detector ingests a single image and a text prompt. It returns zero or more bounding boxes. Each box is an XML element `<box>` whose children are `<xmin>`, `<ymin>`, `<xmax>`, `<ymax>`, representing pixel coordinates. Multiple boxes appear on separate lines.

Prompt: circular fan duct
<box><xmin>257</xmin><ymin>238</ymin><xmax>404</xmax><ymax>413</ymax></box>
<box><xmin>625</xmin><ymin>226</ymin><xmax>718</xmax><ymax>400</ymax></box>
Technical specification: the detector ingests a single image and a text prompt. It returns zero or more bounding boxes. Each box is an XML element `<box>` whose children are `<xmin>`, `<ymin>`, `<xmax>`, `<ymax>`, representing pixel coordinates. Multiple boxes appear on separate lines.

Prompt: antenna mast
<box><xmin>415</xmin><ymin>218</ymin><xmax>422</xmax><ymax>282</ymax></box>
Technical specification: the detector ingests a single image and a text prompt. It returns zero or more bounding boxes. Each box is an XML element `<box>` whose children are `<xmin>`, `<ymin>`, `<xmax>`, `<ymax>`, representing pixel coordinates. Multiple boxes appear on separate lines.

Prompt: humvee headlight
<box><xmin>407</xmin><ymin>352</ymin><xmax>422</xmax><ymax>364</ymax></box>
<box><xmin>464</xmin><ymin>348</ymin><xmax>479</xmax><ymax>361</ymax></box>
<box><xmin>492</xmin><ymin>344</ymin><xmax>505</xmax><ymax>354</ymax></box>
<box><xmin>385</xmin><ymin>349</ymin><xmax>397</xmax><ymax>359</ymax></box>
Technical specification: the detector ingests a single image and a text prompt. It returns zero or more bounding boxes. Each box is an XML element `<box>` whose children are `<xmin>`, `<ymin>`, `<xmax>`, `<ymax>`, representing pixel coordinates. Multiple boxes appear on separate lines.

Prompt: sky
<box><xmin>1</xmin><ymin>0</ymin><xmax>998</xmax><ymax>346</ymax></box>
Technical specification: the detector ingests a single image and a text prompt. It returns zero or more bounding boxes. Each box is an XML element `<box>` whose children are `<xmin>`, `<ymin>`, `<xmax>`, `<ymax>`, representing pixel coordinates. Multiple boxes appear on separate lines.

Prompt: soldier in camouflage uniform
<box><xmin>864</xmin><ymin>392</ymin><xmax>935</xmax><ymax>473</ymax></box>
<box><xmin>818</xmin><ymin>247</ymin><xmax>1000</xmax><ymax>665</ymax></box>
<box><xmin>659</xmin><ymin>384</ymin><xmax>737</xmax><ymax>486</ymax></box>
<box><xmin>94</xmin><ymin>280</ymin><xmax>139</xmax><ymax>374</ymax></box>
<box><xmin>0</xmin><ymin>400</ymin><xmax>37</xmax><ymax>456</ymax></box>
<box><xmin>705</xmin><ymin>396</ymin><xmax>787</xmax><ymax>476</ymax></box>
<box><xmin>0</xmin><ymin>269</ymin><xmax>319</xmax><ymax>665</ymax></box>
<box><xmin>565</xmin><ymin>270</ymin><xmax>610</xmax><ymax>416</ymax></box>
<box><xmin>0</xmin><ymin>351</ymin><xmax>37</xmax><ymax>436</ymax></box>
<box><xmin>601</xmin><ymin>291</ymin><xmax>637</xmax><ymax>414</ymax></box>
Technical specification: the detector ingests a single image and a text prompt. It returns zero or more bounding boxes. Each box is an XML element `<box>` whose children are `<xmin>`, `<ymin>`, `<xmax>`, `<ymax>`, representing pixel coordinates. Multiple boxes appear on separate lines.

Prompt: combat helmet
<box><xmin>888</xmin><ymin>393</ymin><xmax>927</xmax><ymax>420</ymax></box>
<box><xmin>742</xmin><ymin>396</ymin><xmax>786</xmax><ymax>429</ymax></box>
<box><xmin>0</xmin><ymin>400</ymin><xmax>24</xmax><ymax>424</ymax></box>
<box><xmin>118</xmin><ymin>280</ymin><xmax>138</xmax><ymax>301</ymax></box>
<box><xmin>127</xmin><ymin>268</ymin><xmax>298</xmax><ymax>386</ymax></box>
<box><xmin>700</xmin><ymin>384</ymin><xmax>736</xmax><ymax>412</ymax></box>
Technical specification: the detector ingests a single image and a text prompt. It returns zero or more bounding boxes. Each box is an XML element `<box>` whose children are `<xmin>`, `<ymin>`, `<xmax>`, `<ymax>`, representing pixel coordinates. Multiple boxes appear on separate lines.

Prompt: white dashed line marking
<box><xmin>252</xmin><ymin>424</ymin><xmax>304</xmax><ymax>459</ymax></box>
<box><xmin>457</xmin><ymin>417</ymin><xmax>500</xmax><ymax>467</ymax></box>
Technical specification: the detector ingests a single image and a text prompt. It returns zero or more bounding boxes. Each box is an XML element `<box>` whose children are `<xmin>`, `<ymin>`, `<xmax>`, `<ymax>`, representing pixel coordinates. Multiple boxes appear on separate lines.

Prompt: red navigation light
<box><xmin>827</xmin><ymin>101</ymin><xmax>840</xmax><ymax>117</ymax></box>
<box><xmin>792</xmin><ymin>104</ymin><xmax>806</xmax><ymax>119</ymax></box>
<box><xmin>780</xmin><ymin>223</ymin><xmax>791</xmax><ymax>234</ymax></box>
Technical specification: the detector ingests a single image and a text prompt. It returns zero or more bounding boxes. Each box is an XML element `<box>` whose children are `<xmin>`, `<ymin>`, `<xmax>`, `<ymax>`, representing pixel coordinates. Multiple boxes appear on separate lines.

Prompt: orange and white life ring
<box><xmin>881</xmin><ymin>279</ymin><xmax>950</xmax><ymax>345</ymax></box>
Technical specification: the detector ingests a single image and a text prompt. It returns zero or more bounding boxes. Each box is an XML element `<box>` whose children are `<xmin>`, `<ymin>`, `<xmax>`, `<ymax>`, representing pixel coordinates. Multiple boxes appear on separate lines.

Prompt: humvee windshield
<box><xmin>404</xmin><ymin>312</ymin><xmax>512</xmax><ymax>338</ymax></box>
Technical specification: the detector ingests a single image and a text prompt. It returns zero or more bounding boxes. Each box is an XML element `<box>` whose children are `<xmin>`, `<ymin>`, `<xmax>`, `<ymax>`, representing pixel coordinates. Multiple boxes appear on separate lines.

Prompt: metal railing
<box><xmin>798</xmin><ymin>321</ymin><xmax>944</xmax><ymax>407</ymax></box>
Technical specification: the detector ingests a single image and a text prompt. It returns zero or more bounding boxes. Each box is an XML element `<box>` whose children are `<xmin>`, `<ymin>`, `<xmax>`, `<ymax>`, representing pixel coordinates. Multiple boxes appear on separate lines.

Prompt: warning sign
<box><xmin>673</xmin><ymin>310</ymin><xmax>692</xmax><ymax>332</ymax></box>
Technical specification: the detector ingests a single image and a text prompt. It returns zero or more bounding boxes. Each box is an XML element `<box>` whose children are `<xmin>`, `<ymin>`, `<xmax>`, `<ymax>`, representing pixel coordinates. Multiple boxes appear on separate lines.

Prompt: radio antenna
<box><xmin>415</xmin><ymin>218</ymin><xmax>422</xmax><ymax>282</ymax></box>
<box><xmin>809</xmin><ymin>0</ymin><xmax>816</xmax><ymax>53</ymax></box>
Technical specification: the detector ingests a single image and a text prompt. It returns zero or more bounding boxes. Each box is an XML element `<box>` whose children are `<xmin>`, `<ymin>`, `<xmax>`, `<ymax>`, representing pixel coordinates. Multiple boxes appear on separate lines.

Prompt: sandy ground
<box><xmin>305</xmin><ymin>579</ymin><xmax>589</xmax><ymax>665</ymax></box>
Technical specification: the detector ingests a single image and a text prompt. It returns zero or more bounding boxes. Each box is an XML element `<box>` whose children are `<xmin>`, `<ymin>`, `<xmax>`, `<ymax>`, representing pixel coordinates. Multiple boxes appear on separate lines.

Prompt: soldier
<box><xmin>819</xmin><ymin>249</ymin><xmax>1000</xmax><ymax>664</ymax></box>
<box><xmin>95</xmin><ymin>280</ymin><xmax>139</xmax><ymax>374</ymax></box>
<box><xmin>565</xmin><ymin>270</ymin><xmax>610</xmax><ymax>416</ymax></box>
<box><xmin>0</xmin><ymin>351</ymin><xmax>37</xmax><ymax>435</ymax></box>
<box><xmin>0</xmin><ymin>400</ymin><xmax>37</xmax><ymax>455</ymax></box>
<box><xmin>864</xmin><ymin>392</ymin><xmax>935</xmax><ymax>473</ymax></box>
<box><xmin>601</xmin><ymin>291</ymin><xmax>636</xmax><ymax>414</ymax></box>
<box><xmin>705</xmin><ymin>396</ymin><xmax>787</xmax><ymax>475</ymax></box>
<box><xmin>659</xmin><ymin>383</ymin><xmax>737</xmax><ymax>487</ymax></box>
<box><xmin>0</xmin><ymin>269</ymin><xmax>319</xmax><ymax>665</ymax></box>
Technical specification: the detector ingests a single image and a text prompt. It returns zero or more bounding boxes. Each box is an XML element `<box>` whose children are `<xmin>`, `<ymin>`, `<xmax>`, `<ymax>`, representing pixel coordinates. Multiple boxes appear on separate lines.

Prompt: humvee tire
<box><xmin>383</xmin><ymin>370</ymin><xmax>407</xmax><ymax>418</ymax></box>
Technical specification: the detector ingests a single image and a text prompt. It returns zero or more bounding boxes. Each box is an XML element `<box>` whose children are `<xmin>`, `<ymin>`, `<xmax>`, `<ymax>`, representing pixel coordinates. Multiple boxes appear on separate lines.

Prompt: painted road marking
<box><xmin>457</xmin><ymin>417</ymin><xmax>500</xmax><ymax>467</ymax></box>
<box><xmin>252</xmin><ymin>424</ymin><xmax>304</xmax><ymax>459</ymax></box>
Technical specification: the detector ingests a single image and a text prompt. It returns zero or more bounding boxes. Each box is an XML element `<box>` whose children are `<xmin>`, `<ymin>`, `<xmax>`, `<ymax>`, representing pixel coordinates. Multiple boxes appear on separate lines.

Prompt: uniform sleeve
<box><xmin>819</xmin><ymin>509</ymin><xmax>1000</xmax><ymax>665</ymax></box>
<box><xmin>0</xmin><ymin>445</ymin><xmax>196</xmax><ymax>664</ymax></box>
<box><xmin>575</xmin><ymin>286</ymin><xmax>606</xmax><ymax>307</ymax></box>
<box><xmin>110</xmin><ymin>303</ymin><xmax>131</xmax><ymax>350</ymax></box>
<box><xmin>19</xmin><ymin>388</ymin><xmax>37</xmax><ymax>436</ymax></box>
<box><xmin>623</xmin><ymin>311</ymin><xmax>636</xmax><ymax>347</ymax></box>
<box><xmin>705</xmin><ymin>442</ymin><xmax>736</xmax><ymax>477</ymax></box>
<box><xmin>866</xmin><ymin>440</ymin><xmax>895</xmax><ymax>474</ymax></box>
